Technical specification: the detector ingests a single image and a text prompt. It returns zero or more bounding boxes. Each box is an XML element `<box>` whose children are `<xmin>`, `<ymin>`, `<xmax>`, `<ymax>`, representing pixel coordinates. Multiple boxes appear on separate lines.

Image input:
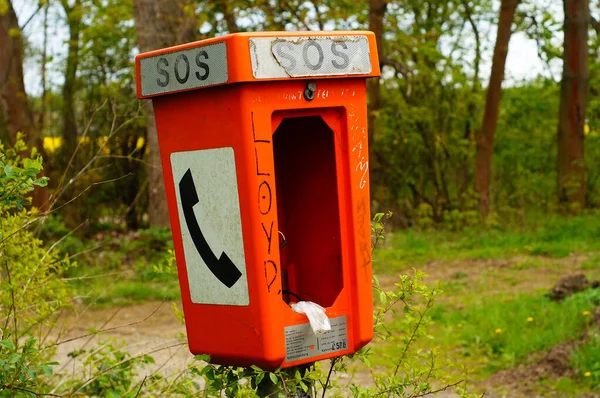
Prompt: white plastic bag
<box><xmin>290</xmin><ymin>301</ymin><xmax>331</xmax><ymax>334</ymax></box>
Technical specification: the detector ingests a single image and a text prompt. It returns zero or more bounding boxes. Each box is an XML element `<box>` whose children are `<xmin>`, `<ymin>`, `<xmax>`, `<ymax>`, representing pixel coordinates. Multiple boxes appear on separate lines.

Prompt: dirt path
<box><xmin>50</xmin><ymin>253</ymin><xmax>600</xmax><ymax>396</ymax></box>
<box><xmin>50</xmin><ymin>301</ymin><xmax>195</xmax><ymax>385</ymax></box>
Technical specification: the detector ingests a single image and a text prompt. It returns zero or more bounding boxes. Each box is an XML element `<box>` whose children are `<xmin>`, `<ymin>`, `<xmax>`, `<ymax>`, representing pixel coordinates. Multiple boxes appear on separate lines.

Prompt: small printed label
<box><xmin>249</xmin><ymin>36</ymin><xmax>372</xmax><ymax>79</ymax></box>
<box><xmin>139</xmin><ymin>42</ymin><xmax>228</xmax><ymax>96</ymax></box>
<box><xmin>284</xmin><ymin>316</ymin><xmax>348</xmax><ymax>363</ymax></box>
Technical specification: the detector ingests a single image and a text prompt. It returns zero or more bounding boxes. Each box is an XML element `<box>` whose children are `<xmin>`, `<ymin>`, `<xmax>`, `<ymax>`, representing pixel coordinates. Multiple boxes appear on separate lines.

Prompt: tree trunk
<box><xmin>37</xmin><ymin>3</ymin><xmax>49</xmax><ymax>133</ymax></box>
<box><xmin>461</xmin><ymin>0</ymin><xmax>481</xmax><ymax>209</ymax></box>
<box><xmin>367</xmin><ymin>0</ymin><xmax>387</xmax><ymax>185</ymax></box>
<box><xmin>0</xmin><ymin>1</ymin><xmax>35</xmax><ymax>145</ymax></box>
<box><xmin>219</xmin><ymin>0</ymin><xmax>239</xmax><ymax>33</ymax></box>
<box><xmin>60</xmin><ymin>0</ymin><xmax>82</xmax><ymax>161</ymax></box>
<box><xmin>474</xmin><ymin>0</ymin><xmax>520</xmax><ymax>219</ymax></box>
<box><xmin>133</xmin><ymin>0</ymin><xmax>199</xmax><ymax>228</ymax></box>
<box><xmin>0</xmin><ymin>0</ymin><xmax>48</xmax><ymax>210</ymax></box>
<box><xmin>557</xmin><ymin>0</ymin><xmax>588</xmax><ymax>210</ymax></box>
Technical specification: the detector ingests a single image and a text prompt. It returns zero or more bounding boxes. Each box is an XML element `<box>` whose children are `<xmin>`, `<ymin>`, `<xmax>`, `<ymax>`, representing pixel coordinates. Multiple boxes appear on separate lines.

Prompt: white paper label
<box><xmin>284</xmin><ymin>316</ymin><xmax>348</xmax><ymax>362</ymax></box>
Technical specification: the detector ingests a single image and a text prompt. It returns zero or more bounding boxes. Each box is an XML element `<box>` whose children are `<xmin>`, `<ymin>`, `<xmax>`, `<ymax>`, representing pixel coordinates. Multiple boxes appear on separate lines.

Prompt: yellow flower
<box><xmin>524</xmin><ymin>245</ymin><xmax>533</xmax><ymax>251</ymax></box>
<box><xmin>457</xmin><ymin>324</ymin><xmax>463</xmax><ymax>328</ymax></box>
<box><xmin>584</xmin><ymin>371</ymin><xmax>591</xmax><ymax>377</ymax></box>
<box><xmin>583</xmin><ymin>311</ymin><xmax>591</xmax><ymax>316</ymax></box>
<box><xmin>527</xmin><ymin>317</ymin><xmax>534</xmax><ymax>322</ymax></box>
<box><xmin>495</xmin><ymin>328</ymin><xmax>502</xmax><ymax>334</ymax></box>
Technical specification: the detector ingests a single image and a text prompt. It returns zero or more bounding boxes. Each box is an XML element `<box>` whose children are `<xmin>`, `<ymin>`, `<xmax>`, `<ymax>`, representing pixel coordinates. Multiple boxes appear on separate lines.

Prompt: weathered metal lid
<box><xmin>135</xmin><ymin>31</ymin><xmax>381</xmax><ymax>99</ymax></box>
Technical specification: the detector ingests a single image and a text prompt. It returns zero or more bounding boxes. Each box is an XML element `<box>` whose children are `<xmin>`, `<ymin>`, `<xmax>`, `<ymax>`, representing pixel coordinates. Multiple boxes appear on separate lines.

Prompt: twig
<box><xmin>410</xmin><ymin>379</ymin><xmax>464</xmax><ymax>397</ymax></box>
<box><xmin>37</xmin><ymin>220</ymin><xmax>87</xmax><ymax>269</ymax></box>
<box><xmin>392</xmin><ymin>299</ymin><xmax>432</xmax><ymax>377</ymax></box>
<box><xmin>140</xmin><ymin>340</ymin><xmax>187</xmax><ymax>385</ymax></box>
<box><xmin>8</xmin><ymin>386</ymin><xmax>61</xmax><ymax>397</ymax></box>
<box><xmin>0</xmin><ymin>174</ymin><xmax>133</xmax><ymax>248</ymax></box>
<box><xmin>48</xmin><ymin>174</ymin><xmax>134</xmax><ymax>218</ymax></box>
<box><xmin>371</xmin><ymin>212</ymin><xmax>391</xmax><ymax>253</ymax></box>
<box><xmin>19</xmin><ymin>3</ymin><xmax>43</xmax><ymax>30</ymax></box>
<box><xmin>591</xmin><ymin>16</ymin><xmax>600</xmax><ymax>34</ymax></box>
<box><xmin>52</xmin><ymin>100</ymin><xmax>107</xmax><ymax>205</ymax></box>
<box><xmin>52</xmin><ymin>305</ymin><xmax>124</xmax><ymax>383</ymax></box>
<box><xmin>47</xmin><ymin>99</ymin><xmax>141</xmax><ymax>214</ymax></box>
<box><xmin>120</xmin><ymin>178</ymin><xmax>149</xmax><ymax>222</ymax></box>
<box><xmin>46</xmin><ymin>299</ymin><xmax>166</xmax><ymax>349</ymax></box>
<box><xmin>152</xmin><ymin>365</ymin><xmax>196</xmax><ymax>394</ymax></box>
<box><xmin>49</xmin><ymin>242</ymin><xmax>109</xmax><ymax>267</ymax></box>
<box><xmin>3</xmin><ymin>260</ymin><xmax>18</xmax><ymax>347</ymax></box>
<box><xmin>321</xmin><ymin>357</ymin><xmax>338</xmax><ymax>398</ymax></box>
<box><xmin>94</xmin><ymin>155</ymin><xmax>155</xmax><ymax>169</ymax></box>
<box><xmin>61</xmin><ymin>270</ymin><xmax>129</xmax><ymax>281</ymax></box>
<box><xmin>134</xmin><ymin>375</ymin><xmax>148</xmax><ymax>398</ymax></box>
<box><xmin>67</xmin><ymin>342</ymin><xmax>186</xmax><ymax>397</ymax></box>
<box><xmin>41</xmin><ymin>309</ymin><xmax>67</xmax><ymax>347</ymax></box>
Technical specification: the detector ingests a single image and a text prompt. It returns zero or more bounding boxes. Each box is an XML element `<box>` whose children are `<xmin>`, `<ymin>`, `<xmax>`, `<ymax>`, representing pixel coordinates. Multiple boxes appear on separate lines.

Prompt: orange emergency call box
<box><xmin>135</xmin><ymin>31</ymin><xmax>380</xmax><ymax>370</ymax></box>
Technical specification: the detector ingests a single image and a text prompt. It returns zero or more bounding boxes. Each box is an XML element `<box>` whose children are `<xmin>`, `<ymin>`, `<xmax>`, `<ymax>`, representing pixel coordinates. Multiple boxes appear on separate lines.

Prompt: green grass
<box><xmin>67</xmin><ymin>246</ymin><xmax>180</xmax><ymax>308</ymax></box>
<box><xmin>91</xmin><ymin>281</ymin><xmax>181</xmax><ymax>306</ymax></box>
<box><xmin>540</xmin><ymin>377</ymin><xmax>590</xmax><ymax>397</ymax></box>
<box><xmin>369</xmin><ymin>288</ymin><xmax>600</xmax><ymax>396</ymax></box>
<box><xmin>367</xmin><ymin>213</ymin><xmax>600</xmax><ymax>395</ymax></box>
<box><xmin>539</xmin><ymin>333</ymin><xmax>600</xmax><ymax>395</ymax></box>
<box><xmin>40</xmin><ymin>221</ymin><xmax>181</xmax><ymax>307</ymax></box>
<box><xmin>581</xmin><ymin>254</ymin><xmax>600</xmax><ymax>270</ymax></box>
<box><xmin>572</xmin><ymin>331</ymin><xmax>600</xmax><ymax>389</ymax></box>
<box><xmin>66</xmin><ymin>264</ymin><xmax>181</xmax><ymax>307</ymax></box>
<box><xmin>45</xmin><ymin>212</ymin><xmax>600</xmax><ymax>395</ymax></box>
<box><xmin>436</xmin><ymin>288</ymin><xmax>600</xmax><ymax>372</ymax></box>
<box><xmin>373</xmin><ymin>214</ymin><xmax>600</xmax><ymax>273</ymax></box>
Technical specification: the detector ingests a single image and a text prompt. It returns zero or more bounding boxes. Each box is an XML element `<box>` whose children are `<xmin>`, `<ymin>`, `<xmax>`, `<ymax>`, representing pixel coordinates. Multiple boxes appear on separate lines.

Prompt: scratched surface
<box><xmin>249</xmin><ymin>36</ymin><xmax>372</xmax><ymax>79</ymax></box>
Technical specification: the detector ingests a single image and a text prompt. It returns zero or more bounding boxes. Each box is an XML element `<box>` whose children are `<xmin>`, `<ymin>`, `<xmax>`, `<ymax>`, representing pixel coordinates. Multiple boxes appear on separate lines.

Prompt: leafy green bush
<box><xmin>133</xmin><ymin>227</ymin><xmax>172</xmax><ymax>256</ymax></box>
<box><xmin>0</xmin><ymin>135</ymin><xmax>74</xmax><ymax>395</ymax></box>
<box><xmin>0</xmin><ymin>337</ymin><xmax>56</xmax><ymax>397</ymax></box>
<box><xmin>1</xmin><ymin>138</ymin><xmax>476</xmax><ymax>397</ymax></box>
<box><xmin>63</xmin><ymin>339</ymin><xmax>156</xmax><ymax>397</ymax></box>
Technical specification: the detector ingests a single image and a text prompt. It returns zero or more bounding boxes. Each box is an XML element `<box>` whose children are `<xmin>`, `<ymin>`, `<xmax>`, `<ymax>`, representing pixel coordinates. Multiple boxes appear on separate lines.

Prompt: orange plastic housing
<box><xmin>135</xmin><ymin>31</ymin><xmax>380</xmax><ymax>370</ymax></box>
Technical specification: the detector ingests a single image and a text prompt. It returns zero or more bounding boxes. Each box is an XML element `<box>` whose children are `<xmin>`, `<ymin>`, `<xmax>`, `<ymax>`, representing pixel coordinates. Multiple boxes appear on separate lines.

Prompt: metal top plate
<box><xmin>136</xmin><ymin>32</ymin><xmax>379</xmax><ymax>98</ymax></box>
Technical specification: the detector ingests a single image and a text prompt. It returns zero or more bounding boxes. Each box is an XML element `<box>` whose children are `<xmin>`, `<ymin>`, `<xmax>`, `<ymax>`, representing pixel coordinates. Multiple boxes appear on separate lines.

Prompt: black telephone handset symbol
<box><xmin>179</xmin><ymin>169</ymin><xmax>242</xmax><ymax>288</ymax></box>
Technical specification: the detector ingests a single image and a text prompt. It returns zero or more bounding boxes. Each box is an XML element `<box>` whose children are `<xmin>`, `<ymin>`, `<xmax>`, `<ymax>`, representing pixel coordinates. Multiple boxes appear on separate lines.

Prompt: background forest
<box><xmin>2</xmin><ymin>0</ymin><xmax>600</xmax><ymax>397</ymax></box>
<box><xmin>5</xmin><ymin>0</ymin><xmax>599</xmax><ymax>228</ymax></box>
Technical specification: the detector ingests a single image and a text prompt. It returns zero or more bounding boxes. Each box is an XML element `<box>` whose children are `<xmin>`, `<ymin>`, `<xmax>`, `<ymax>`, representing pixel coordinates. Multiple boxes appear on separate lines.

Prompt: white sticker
<box><xmin>249</xmin><ymin>36</ymin><xmax>372</xmax><ymax>79</ymax></box>
<box><xmin>139</xmin><ymin>42</ymin><xmax>228</xmax><ymax>96</ymax></box>
<box><xmin>171</xmin><ymin>148</ymin><xmax>249</xmax><ymax>306</ymax></box>
<box><xmin>284</xmin><ymin>316</ymin><xmax>348</xmax><ymax>362</ymax></box>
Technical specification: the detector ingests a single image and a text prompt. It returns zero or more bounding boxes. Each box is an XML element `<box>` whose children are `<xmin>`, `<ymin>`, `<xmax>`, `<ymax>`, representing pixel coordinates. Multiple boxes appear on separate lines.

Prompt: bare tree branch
<box><xmin>45</xmin><ymin>299</ymin><xmax>167</xmax><ymax>349</ymax></box>
<box><xmin>591</xmin><ymin>16</ymin><xmax>600</xmax><ymax>34</ymax></box>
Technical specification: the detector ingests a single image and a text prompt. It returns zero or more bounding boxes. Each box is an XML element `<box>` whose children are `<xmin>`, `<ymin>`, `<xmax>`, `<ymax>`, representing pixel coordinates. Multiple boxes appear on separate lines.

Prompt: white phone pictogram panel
<box><xmin>171</xmin><ymin>147</ymin><xmax>249</xmax><ymax>306</ymax></box>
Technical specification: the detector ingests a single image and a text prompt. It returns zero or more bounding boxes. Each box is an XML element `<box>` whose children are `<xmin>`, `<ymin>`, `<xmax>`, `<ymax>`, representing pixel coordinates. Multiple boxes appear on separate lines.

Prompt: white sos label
<box><xmin>139</xmin><ymin>42</ymin><xmax>228</xmax><ymax>96</ymax></box>
<box><xmin>249</xmin><ymin>36</ymin><xmax>372</xmax><ymax>79</ymax></box>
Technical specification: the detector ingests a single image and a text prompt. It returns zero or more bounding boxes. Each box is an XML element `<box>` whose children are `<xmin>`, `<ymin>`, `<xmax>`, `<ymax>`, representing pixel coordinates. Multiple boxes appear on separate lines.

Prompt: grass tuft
<box><xmin>374</xmin><ymin>214</ymin><xmax>600</xmax><ymax>273</ymax></box>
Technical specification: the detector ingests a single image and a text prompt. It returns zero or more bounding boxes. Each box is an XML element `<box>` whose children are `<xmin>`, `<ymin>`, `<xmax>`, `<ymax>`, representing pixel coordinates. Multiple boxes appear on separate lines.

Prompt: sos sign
<box><xmin>138</xmin><ymin>42</ymin><xmax>228</xmax><ymax>97</ymax></box>
<box><xmin>250</xmin><ymin>36</ymin><xmax>373</xmax><ymax>79</ymax></box>
<box><xmin>138</xmin><ymin>35</ymin><xmax>374</xmax><ymax>96</ymax></box>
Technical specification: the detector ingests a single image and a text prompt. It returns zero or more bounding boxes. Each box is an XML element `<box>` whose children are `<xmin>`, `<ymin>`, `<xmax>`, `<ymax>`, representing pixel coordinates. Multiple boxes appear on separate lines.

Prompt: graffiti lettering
<box><xmin>252</xmin><ymin>112</ymin><xmax>280</xmax><ymax>293</ymax></box>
